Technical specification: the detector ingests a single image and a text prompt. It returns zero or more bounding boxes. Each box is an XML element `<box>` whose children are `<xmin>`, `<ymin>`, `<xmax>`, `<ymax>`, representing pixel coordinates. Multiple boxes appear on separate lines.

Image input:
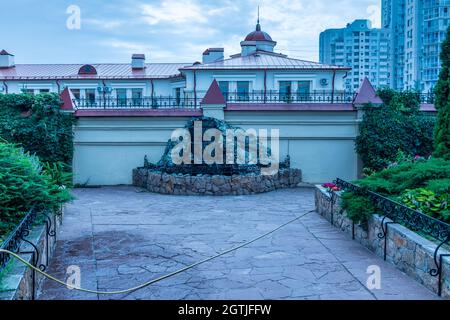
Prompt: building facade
<box><xmin>319</xmin><ymin>20</ymin><xmax>390</xmax><ymax>91</ymax></box>
<box><xmin>0</xmin><ymin>21</ymin><xmax>350</xmax><ymax>108</ymax></box>
<box><xmin>0</xmin><ymin>21</ymin><xmax>364</xmax><ymax>185</ymax></box>
<box><xmin>383</xmin><ymin>0</ymin><xmax>450</xmax><ymax>92</ymax></box>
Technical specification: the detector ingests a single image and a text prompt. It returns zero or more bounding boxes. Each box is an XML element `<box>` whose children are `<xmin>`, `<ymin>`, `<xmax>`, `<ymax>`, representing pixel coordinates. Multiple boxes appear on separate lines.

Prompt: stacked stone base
<box><xmin>133</xmin><ymin>168</ymin><xmax>302</xmax><ymax>196</ymax></box>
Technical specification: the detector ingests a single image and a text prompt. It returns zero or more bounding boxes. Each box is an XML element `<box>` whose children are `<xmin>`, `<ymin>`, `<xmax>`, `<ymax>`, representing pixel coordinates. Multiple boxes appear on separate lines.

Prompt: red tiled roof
<box><xmin>0</xmin><ymin>63</ymin><xmax>190</xmax><ymax>80</ymax></box>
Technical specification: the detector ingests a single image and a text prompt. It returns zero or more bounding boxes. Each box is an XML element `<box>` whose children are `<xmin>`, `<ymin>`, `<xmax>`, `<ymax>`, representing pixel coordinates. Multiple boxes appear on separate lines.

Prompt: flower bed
<box><xmin>315</xmin><ymin>185</ymin><xmax>450</xmax><ymax>298</ymax></box>
<box><xmin>339</xmin><ymin>158</ymin><xmax>450</xmax><ymax>225</ymax></box>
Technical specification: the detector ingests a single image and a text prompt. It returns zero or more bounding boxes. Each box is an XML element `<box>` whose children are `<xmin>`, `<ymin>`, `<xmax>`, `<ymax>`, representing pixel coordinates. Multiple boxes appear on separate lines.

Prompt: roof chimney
<box><xmin>0</xmin><ymin>50</ymin><xmax>15</xmax><ymax>68</ymax></box>
<box><xmin>131</xmin><ymin>54</ymin><xmax>146</xmax><ymax>69</ymax></box>
<box><xmin>202</xmin><ymin>48</ymin><xmax>224</xmax><ymax>64</ymax></box>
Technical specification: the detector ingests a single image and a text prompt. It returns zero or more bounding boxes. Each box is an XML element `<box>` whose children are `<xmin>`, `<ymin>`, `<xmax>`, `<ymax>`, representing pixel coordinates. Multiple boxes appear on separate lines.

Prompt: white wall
<box><xmin>73</xmin><ymin>111</ymin><xmax>359</xmax><ymax>185</ymax></box>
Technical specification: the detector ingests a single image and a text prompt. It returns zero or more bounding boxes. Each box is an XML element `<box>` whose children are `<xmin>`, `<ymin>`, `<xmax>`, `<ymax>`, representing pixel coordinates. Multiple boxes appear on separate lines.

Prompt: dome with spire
<box><xmin>244</xmin><ymin>21</ymin><xmax>274</xmax><ymax>42</ymax></box>
<box><xmin>240</xmin><ymin>10</ymin><xmax>277</xmax><ymax>56</ymax></box>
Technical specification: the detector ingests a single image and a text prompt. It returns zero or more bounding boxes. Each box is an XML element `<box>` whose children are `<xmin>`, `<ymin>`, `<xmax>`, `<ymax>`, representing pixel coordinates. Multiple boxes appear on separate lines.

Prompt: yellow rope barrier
<box><xmin>0</xmin><ymin>210</ymin><xmax>314</xmax><ymax>296</ymax></box>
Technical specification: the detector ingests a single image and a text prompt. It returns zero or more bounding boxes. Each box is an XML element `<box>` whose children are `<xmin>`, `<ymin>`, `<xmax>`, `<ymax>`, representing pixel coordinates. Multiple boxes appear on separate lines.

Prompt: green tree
<box><xmin>433</xmin><ymin>26</ymin><xmax>450</xmax><ymax>160</ymax></box>
<box><xmin>0</xmin><ymin>93</ymin><xmax>75</xmax><ymax>166</ymax></box>
<box><xmin>356</xmin><ymin>90</ymin><xmax>435</xmax><ymax>171</ymax></box>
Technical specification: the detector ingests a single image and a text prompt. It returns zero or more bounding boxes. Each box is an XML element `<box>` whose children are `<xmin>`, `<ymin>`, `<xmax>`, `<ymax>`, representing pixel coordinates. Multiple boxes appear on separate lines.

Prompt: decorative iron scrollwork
<box><xmin>336</xmin><ymin>178</ymin><xmax>450</xmax><ymax>296</ymax></box>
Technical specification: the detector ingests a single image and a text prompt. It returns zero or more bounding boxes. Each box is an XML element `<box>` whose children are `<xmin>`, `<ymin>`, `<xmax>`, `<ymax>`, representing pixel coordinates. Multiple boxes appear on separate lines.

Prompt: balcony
<box><xmin>73</xmin><ymin>96</ymin><xmax>198</xmax><ymax>110</ymax></box>
<box><xmin>72</xmin><ymin>90</ymin><xmax>358</xmax><ymax>110</ymax></box>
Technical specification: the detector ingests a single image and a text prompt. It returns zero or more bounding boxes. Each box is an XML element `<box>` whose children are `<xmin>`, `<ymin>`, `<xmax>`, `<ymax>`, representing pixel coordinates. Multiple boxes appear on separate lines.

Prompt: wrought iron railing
<box><xmin>335</xmin><ymin>178</ymin><xmax>450</xmax><ymax>296</ymax></box>
<box><xmin>73</xmin><ymin>90</ymin><xmax>435</xmax><ymax>110</ymax></box>
<box><xmin>222</xmin><ymin>90</ymin><xmax>356</xmax><ymax>104</ymax></box>
<box><xmin>73</xmin><ymin>90</ymin><xmax>358</xmax><ymax>109</ymax></box>
<box><xmin>418</xmin><ymin>93</ymin><xmax>435</xmax><ymax>104</ymax></box>
<box><xmin>0</xmin><ymin>207</ymin><xmax>60</xmax><ymax>299</ymax></box>
<box><xmin>73</xmin><ymin>97</ymin><xmax>199</xmax><ymax>110</ymax></box>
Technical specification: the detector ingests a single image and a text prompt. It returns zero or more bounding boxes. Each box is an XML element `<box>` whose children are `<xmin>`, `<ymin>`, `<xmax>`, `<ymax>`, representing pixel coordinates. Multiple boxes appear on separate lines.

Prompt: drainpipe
<box><xmin>102</xmin><ymin>80</ymin><xmax>107</xmax><ymax>108</ymax></box>
<box><xmin>2</xmin><ymin>81</ymin><xmax>8</xmax><ymax>94</ymax></box>
<box><xmin>56</xmin><ymin>80</ymin><xmax>61</xmax><ymax>94</ymax></box>
<box><xmin>331</xmin><ymin>70</ymin><xmax>336</xmax><ymax>104</ymax></box>
<box><xmin>150</xmin><ymin>79</ymin><xmax>155</xmax><ymax>107</ymax></box>
<box><xmin>193</xmin><ymin>70</ymin><xmax>197</xmax><ymax>108</ymax></box>
<box><xmin>263</xmin><ymin>69</ymin><xmax>267</xmax><ymax>104</ymax></box>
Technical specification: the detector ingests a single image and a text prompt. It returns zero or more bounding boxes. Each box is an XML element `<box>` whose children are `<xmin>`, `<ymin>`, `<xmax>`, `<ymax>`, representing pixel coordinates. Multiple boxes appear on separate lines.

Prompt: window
<box><xmin>116</xmin><ymin>89</ymin><xmax>127</xmax><ymax>106</ymax></box>
<box><xmin>22</xmin><ymin>89</ymin><xmax>34</xmax><ymax>95</ymax></box>
<box><xmin>71</xmin><ymin>89</ymin><xmax>81</xmax><ymax>100</ymax></box>
<box><xmin>279</xmin><ymin>81</ymin><xmax>292</xmax><ymax>101</ymax></box>
<box><xmin>297</xmin><ymin>81</ymin><xmax>311</xmax><ymax>97</ymax></box>
<box><xmin>218</xmin><ymin>81</ymin><xmax>229</xmax><ymax>100</ymax></box>
<box><xmin>85</xmin><ymin>89</ymin><xmax>96</xmax><ymax>105</ymax></box>
<box><xmin>132</xmin><ymin>88</ymin><xmax>143</xmax><ymax>105</ymax></box>
<box><xmin>236</xmin><ymin>81</ymin><xmax>249</xmax><ymax>101</ymax></box>
<box><xmin>175</xmin><ymin>88</ymin><xmax>181</xmax><ymax>106</ymax></box>
<box><xmin>39</xmin><ymin>89</ymin><xmax>50</xmax><ymax>93</ymax></box>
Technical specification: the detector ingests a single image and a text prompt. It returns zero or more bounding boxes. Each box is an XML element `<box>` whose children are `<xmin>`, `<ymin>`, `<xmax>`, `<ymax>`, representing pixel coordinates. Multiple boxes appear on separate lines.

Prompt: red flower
<box><xmin>322</xmin><ymin>183</ymin><xmax>336</xmax><ymax>188</ymax></box>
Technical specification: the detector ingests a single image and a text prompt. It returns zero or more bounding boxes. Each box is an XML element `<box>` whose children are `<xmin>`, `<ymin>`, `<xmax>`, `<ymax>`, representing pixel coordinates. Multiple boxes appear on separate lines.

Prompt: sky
<box><xmin>0</xmin><ymin>0</ymin><xmax>381</xmax><ymax>64</ymax></box>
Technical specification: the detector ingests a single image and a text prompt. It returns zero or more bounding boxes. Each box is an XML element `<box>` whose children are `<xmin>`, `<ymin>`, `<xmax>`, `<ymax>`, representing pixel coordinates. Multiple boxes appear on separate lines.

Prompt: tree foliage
<box><xmin>356</xmin><ymin>90</ymin><xmax>435</xmax><ymax>171</ymax></box>
<box><xmin>0</xmin><ymin>93</ymin><xmax>75</xmax><ymax>166</ymax></box>
<box><xmin>433</xmin><ymin>26</ymin><xmax>450</xmax><ymax>160</ymax></box>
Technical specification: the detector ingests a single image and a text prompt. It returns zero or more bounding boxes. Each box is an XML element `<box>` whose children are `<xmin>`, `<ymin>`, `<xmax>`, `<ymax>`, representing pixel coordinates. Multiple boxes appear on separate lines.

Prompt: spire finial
<box><xmin>256</xmin><ymin>5</ymin><xmax>261</xmax><ymax>31</ymax></box>
<box><xmin>257</xmin><ymin>6</ymin><xmax>260</xmax><ymax>24</ymax></box>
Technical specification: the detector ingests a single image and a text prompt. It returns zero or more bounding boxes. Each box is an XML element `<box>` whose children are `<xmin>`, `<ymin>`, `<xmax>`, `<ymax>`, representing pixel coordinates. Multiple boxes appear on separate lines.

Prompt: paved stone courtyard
<box><xmin>38</xmin><ymin>187</ymin><xmax>438</xmax><ymax>300</ymax></box>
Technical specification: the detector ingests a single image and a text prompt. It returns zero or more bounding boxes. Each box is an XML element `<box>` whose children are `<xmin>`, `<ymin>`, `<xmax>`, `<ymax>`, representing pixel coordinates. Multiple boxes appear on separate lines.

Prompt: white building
<box><xmin>1</xmin><ymin>20</ymin><xmax>377</xmax><ymax>185</ymax></box>
<box><xmin>0</xmin><ymin>20</ymin><xmax>351</xmax><ymax>106</ymax></box>
<box><xmin>319</xmin><ymin>20</ymin><xmax>390</xmax><ymax>91</ymax></box>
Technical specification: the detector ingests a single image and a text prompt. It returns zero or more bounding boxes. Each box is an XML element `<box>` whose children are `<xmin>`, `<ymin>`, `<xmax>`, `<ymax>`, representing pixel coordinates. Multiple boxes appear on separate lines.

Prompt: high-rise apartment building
<box><xmin>320</xmin><ymin>20</ymin><xmax>390</xmax><ymax>91</ymax></box>
<box><xmin>383</xmin><ymin>0</ymin><xmax>450</xmax><ymax>92</ymax></box>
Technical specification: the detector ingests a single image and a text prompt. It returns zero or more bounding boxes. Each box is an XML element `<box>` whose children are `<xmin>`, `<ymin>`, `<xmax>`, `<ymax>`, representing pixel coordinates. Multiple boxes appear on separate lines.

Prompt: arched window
<box><xmin>78</xmin><ymin>64</ymin><xmax>97</xmax><ymax>75</ymax></box>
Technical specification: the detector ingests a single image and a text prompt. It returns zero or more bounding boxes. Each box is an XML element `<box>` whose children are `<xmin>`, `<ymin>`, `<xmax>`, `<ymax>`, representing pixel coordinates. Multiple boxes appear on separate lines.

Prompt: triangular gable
<box><xmin>354</xmin><ymin>77</ymin><xmax>383</xmax><ymax>105</ymax></box>
<box><xmin>201</xmin><ymin>80</ymin><xmax>226</xmax><ymax>105</ymax></box>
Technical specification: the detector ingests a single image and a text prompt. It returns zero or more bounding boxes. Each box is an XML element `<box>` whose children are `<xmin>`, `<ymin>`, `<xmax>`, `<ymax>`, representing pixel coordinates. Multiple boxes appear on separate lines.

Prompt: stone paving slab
<box><xmin>38</xmin><ymin>186</ymin><xmax>438</xmax><ymax>300</ymax></box>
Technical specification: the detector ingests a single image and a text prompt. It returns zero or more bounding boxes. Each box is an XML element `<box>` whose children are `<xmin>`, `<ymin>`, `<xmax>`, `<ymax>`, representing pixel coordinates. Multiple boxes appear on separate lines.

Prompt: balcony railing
<box><xmin>73</xmin><ymin>97</ymin><xmax>199</xmax><ymax>110</ymax></box>
<box><xmin>418</xmin><ymin>93</ymin><xmax>435</xmax><ymax>104</ymax></box>
<box><xmin>72</xmin><ymin>91</ymin><xmax>435</xmax><ymax>110</ymax></box>
<box><xmin>220</xmin><ymin>90</ymin><xmax>356</xmax><ymax>104</ymax></box>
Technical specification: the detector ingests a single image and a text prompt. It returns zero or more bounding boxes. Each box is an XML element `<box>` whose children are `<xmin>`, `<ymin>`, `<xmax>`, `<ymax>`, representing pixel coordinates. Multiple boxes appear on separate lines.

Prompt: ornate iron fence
<box><xmin>0</xmin><ymin>207</ymin><xmax>60</xmax><ymax>299</ymax></box>
<box><xmin>335</xmin><ymin>178</ymin><xmax>450</xmax><ymax>296</ymax></box>
<box><xmin>73</xmin><ymin>97</ymin><xmax>199</xmax><ymax>110</ymax></box>
<box><xmin>223</xmin><ymin>90</ymin><xmax>356</xmax><ymax>104</ymax></box>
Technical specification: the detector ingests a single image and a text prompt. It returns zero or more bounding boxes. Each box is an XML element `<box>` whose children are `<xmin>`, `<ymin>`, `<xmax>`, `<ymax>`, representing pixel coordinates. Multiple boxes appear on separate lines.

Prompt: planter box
<box><xmin>315</xmin><ymin>185</ymin><xmax>450</xmax><ymax>299</ymax></box>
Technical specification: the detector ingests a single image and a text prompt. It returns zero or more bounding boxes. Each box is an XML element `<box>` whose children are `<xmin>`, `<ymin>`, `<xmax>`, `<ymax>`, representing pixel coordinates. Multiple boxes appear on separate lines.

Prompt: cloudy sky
<box><xmin>0</xmin><ymin>0</ymin><xmax>381</xmax><ymax>64</ymax></box>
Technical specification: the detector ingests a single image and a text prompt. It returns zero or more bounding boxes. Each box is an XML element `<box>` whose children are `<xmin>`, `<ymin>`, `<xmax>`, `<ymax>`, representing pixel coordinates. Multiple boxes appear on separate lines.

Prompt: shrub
<box><xmin>0</xmin><ymin>141</ymin><xmax>72</xmax><ymax>240</ymax></box>
<box><xmin>341</xmin><ymin>191</ymin><xmax>376</xmax><ymax>224</ymax></box>
<box><xmin>433</xmin><ymin>26</ymin><xmax>450</xmax><ymax>160</ymax></box>
<box><xmin>399</xmin><ymin>188</ymin><xmax>449</xmax><ymax>222</ymax></box>
<box><xmin>356</xmin><ymin>158</ymin><xmax>450</xmax><ymax>195</ymax></box>
<box><xmin>342</xmin><ymin>158</ymin><xmax>450</xmax><ymax>224</ymax></box>
<box><xmin>0</xmin><ymin>93</ymin><xmax>75</xmax><ymax>166</ymax></box>
<box><xmin>356</xmin><ymin>90</ymin><xmax>435</xmax><ymax>172</ymax></box>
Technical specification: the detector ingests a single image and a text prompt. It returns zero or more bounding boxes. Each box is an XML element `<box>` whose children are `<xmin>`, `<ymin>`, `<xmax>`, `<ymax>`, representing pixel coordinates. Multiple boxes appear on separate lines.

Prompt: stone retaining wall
<box><xmin>133</xmin><ymin>168</ymin><xmax>302</xmax><ymax>196</ymax></box>
<box><xmin>0</xmin><ymin>212</ymin><xmax>63</xmax><ymax>300</ymax></box>
<box><xmin>315</xmin><ymin>186</ymin><xmax>449</xmax><ymax>299</ymax></box>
